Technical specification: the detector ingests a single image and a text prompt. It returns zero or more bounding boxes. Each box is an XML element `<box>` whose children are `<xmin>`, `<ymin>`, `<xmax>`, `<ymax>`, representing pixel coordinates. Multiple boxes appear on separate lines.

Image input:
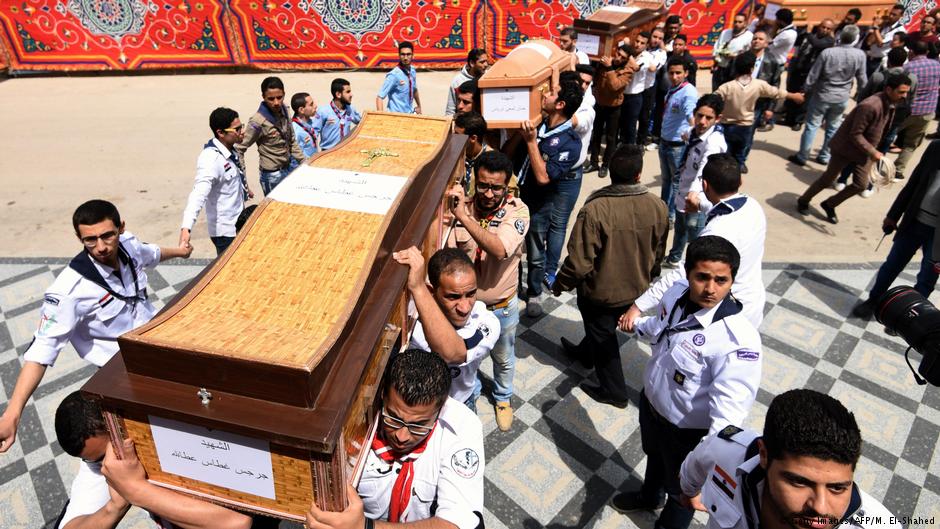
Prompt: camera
<box><xmin>876</xmin><ymin>286</ymin><xmax>940</xmax><ymax>386</ymax></box>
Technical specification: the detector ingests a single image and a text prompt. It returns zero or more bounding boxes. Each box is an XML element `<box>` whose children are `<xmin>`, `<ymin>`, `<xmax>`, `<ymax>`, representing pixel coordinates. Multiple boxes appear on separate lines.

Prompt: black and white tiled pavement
<box><xmin>1</xmin><ymin>259</ymin><xmax>939</xmax><ymax>528</ymax></box>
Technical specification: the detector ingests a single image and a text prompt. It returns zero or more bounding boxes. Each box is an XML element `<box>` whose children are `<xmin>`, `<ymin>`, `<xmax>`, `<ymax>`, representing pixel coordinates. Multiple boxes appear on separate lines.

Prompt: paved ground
<box><xmin>0</xmin><ymin>71</ymin><xmax>938</xmax><ymax>528</ymax></box>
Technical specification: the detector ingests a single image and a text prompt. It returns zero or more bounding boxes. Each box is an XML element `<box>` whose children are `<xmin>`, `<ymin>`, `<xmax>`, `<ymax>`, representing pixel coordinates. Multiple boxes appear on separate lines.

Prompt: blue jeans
<box><xmin>667</xmin><ymin>210</ymin><xmax>705</xmax><ymax>263</ymax></box>
<box><xmin>545</xmin><ymin>169</ymin><xmax>582</xmax><ymax>284</ymax></box>
<box><xmin>472</xmin><ymin>296</ymin><xmax>519</xmax><ymax>403</ymax></box>
<box><xmin>723</xmin><ymin>124</ymin><xmax>754</xmax><ymax>167</ymax></box>
<box><xmin>868</xmin><ymin>220</ymin><xmax>938</xmax><ymax>303</ymax></box>
<box><xmin>210</xmin><ymin>236</ymin><xmax>235</xmax><ymax>256</ymax></box>
<box><xmin>659</xmin><ymin>142</ymin><xmax>685</xmax><ymax>221</ymax></box>
<box><xmin>797</xmin><ymin>98</ymin><xmax>847</xmax><ymax>163</ymax></box>
<box><xmin>259</xmin><ymin>159</ymin><xmax>299</xmax><ymax>195</ymax></box>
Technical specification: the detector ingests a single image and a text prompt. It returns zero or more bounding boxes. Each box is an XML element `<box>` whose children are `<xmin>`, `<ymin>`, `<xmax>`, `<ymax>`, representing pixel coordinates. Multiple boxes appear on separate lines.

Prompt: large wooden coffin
<box><xmin>765</xmin><ymin>1</ymin><xmax>895</xmax><ymax>28</ymax></box>
<box><xmin>82</xmin><ymin>112</ymin><xmax>466</xmax><ymax>521</ymax></box>
<box><xmin>478</xmin><ymin>39</ymin><xmax>574</xmax><ymax>129</ymax></box>
<box><xmin>572</xmin><ymin>1</ymin><xmax>668</xmax><ymax>61</ymax></box>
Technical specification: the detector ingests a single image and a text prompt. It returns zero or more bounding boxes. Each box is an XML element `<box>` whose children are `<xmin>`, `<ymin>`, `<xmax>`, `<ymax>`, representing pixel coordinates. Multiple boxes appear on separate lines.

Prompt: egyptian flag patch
<box><xmin>98</xmin><ymin>293</ymin><xmax>114</xmax><ymax>308</ymax></box>
<box><xmin>711</xmin><ymin>474</ymin><xmax>735</xmax><ymax>500</ymax></box>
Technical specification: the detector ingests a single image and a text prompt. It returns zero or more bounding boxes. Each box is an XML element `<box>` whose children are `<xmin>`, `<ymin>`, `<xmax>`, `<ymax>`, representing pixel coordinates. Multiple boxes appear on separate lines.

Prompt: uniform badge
<box><xmin>479</xmin><ymin>323</ymin><xmax>491</xmax><ymax>337</ymax></box>
<box><xmin>495</xmin><ymin>208</ymin><xmax>507</xmax><ymax>219</ymax></box>
<box><xmin>550</xmin><ymin>137</ymin><xmax>560</xmax><ymax>146</ymax></box>
<box><xmin>542</xmin><ymin>153</ymin><xmax>550</xmax><ymax>162</ymax></box>
<box><xmin>451</xmin><ymin>448</ymin><xmax>480</xmax><ymax>478</ymax></box>
<box><xmin>43</xmin><ymin>295</ymin><xmax>59</xmax><ymax>306</ymax></box>
<box><xmin>673</xmin><ymin>370</ymin><xmax>686</xmax><ymax>386</ymax></box>
<box><xmin>717</xmin><ymin>425</ymin><xmax>743</xmax><ymax>440</ymax></box>
<box><xmin>736</xmin><ymin>350</ymin><xmax>759</xmax><ymax>361</ymax></box>
<box><xmin>37</xmin><ymin>313</ymin><xmax>58</xmax><ymax>336</ymax></box>
<box><xmin>514</xmin><ymin>219</ymin><xmax>527</xmax><ymax>235</ymax></box>
<box><xmin>399</xmin><ymin>80</ymin><xmax>405</xmax><ymax>85</ymax></box>
<box><xmin>559</xmin><ymin>151</ymin><xmax>570</xmax><ymax>162</ymax></box>
<box><xmin>449</xmin><ymin>367</ymin><xmax>461</xmax><ymax>379</ymax></box>
<box><xmin>692</xmin><ymin>333</ymin><xmax>706</xmax><ymax>346</ymax></box>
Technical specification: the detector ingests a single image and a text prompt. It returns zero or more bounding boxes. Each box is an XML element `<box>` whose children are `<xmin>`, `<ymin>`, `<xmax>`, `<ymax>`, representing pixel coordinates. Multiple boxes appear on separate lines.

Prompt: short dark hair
<box><xmin>474</xmin><ymin>150</ymin><xmax>514</xmax><ymax>185</ymax></box>
<box><xmin>885</xmin><ymin>72</ymin><xmax>913</xmax><ymax>89</ymax></box>
<box><xmin>261</xmin><ymin>76</ymin><xmax>284</xmax><ymax>93</ymax></box>
<box><xmin>608</xmin><ymin>144</ymin><xmax>644</xmax><ymax>183</ymax></box>
<box><xmin>684</xmin><ymin>235</ymin><xmax>740</xmax><ymax>279</ymax></box>
<box><xmin>427</xmin><ymin>248</ymin><xmax>474</xmax><ymax>289</ymax></box>
<box><xmin>846</xmin><ymin>8</ymin><xmax>862</xmax><ymax>20</ymax></box>
<box><xmin>73</xmin><ymin>200</ymin><xmax>121</xmax><ymax>234</ymax></box>
<box><xmin>560</xmin><ymin>27</ymin><xmax>578</xmax><ymax>39</ymax></box>
<box><xmin>619</xmin><ymin>43</ymin><xmax>637</xmax><ymax>57</ymax></box>
<box><xmin>575</xmin><ymin>63</ymin><xmax>595</xmax><ymax>78</ymax></box>
<box><xmin>695</xmin><ymin>93</ymin><xmax>724</xmax><ymax>117</ymax></box>
<box><xmin>467</xmin><ymin>48</ymin><xmax>487</xmax><ymax>63</ymax></box>
<box><xmin>638</xmin><ymin>31</ymin><xmax>651</xmax><ymax>41</ymax></box>
<box><xmin>290</xmin><ymin>92</ymin><xmax>310</xmax><ymax>114</ymax></box>
<box><xmin>674</xmin><ymin>33</ymin><xmax>688</xmax><ymax>43</ymax></box>
<box><xmin>763</xmin><ymin>389</ymin><xmax>862</xmax><ymax>468</ymax></box>
<box><xmin>556</xmin><ymin>80</ymin><xmax>584</xmax><ymax>119</ymax></box>
<box><xmin>665</xmin><ymin>15</ymin><xmax>682</xmax><ymax>26</ymax></box>
<box><xmin>732</xmin><ymin>51</ymin><xmax>757</xmax><ymax>77</ymax></box>
<box><xmin>457</xmin><ymin>79</ymin><xmax>479</xmax><ymax>96</ymax></box>
<box><xmin>455</xmin><ymin>111</ymin><xmax>487</xmax><ymax>140</ymax></box>
<box><xmin>891</xmin><ymin>3</ymin><xmax>905</xmax><ymax>13</ymax></box>
<box><xmin>892</xmin><ymin>31</ymin><xmax>908</xmax><ymax>43</ymax></box>
<box><xmin>887</xmin><ymin>46</ymin><xmax>908</xmax><ymax>67</ymax></box>
<box><xmin>55</xmin><ymin>391</ymin><xmax>106</xmax><ymax>458</ymax></box>
<box><xmin>776</xmin><ymin>8</ymin><xmax>794</xmax><ymax>25</ymax></box>
<box><xmin>330</xmin><ymin>78</ymin><xmax>350</xmax><ymax>99</ymax></box>
<box><xmin>398</xmin><ymin>41</ymin><xmax>414</xmax><ymax>52</ymax></box>
<box><xmin>560</xmin><ymin>70</ymin><xmax>582</xmax><ymax>88</ymax></box>
<box><xmin>384</xmin><ymin>349</ymin><xmax>451</xmax><ymax>409</ymax></box>
<box><xmin>702</xmin><ymin>153</ymin><xmax>742</xmax><ymax>195</ymax></box>
<box><xmin>666</xmin><ymin>55</ymin><xmax>688</xmax><ymax>72</ymax></box>
<box><xmin>651</xmin><ymin>26</ymin><xmax>665</xmax><ymax>37</ymax></box>
<box><xmin>734</xmin><ymin>12</ymin><xmax>748</xmax><ymax>21</ymax></box>
<box><xmin>909</xmin><ymin>39</ymin><xmax>929</xmax><ymax>56</ymax></box>
<box><xmin>209</xmin><ymin>107</ymin><xmax>238</xmax><ymax>137</ymax></box>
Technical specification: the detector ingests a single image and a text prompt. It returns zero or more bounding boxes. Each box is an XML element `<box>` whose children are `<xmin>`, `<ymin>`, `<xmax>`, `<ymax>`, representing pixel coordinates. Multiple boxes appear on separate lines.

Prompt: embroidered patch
<box><xmin>449</xmin><ymin>367</ymin><xmax>461</xmax><ymax>379</ymax></box>
<box><xmin>673</xmin><ymin>370</ymin><xmax>686</xmax><ymax>385</ymax></box>
<box><xmin>495</xmin><ymin>208</ymin><xmax>507</xmax><ymax>219</ymax></box>
<box><xmin>549</xmin><ymin>137</ymin><xmax>560</xmax><ymax>146</ymax></box>
<box><xmin>43</xmin><ymin>295</ymin><xmax>60</xmax><ymax>306</ymax></box>
<box><xmin>479</xmin><ymin>323</ymin><xmax>491</xmax><ymax>337</ymax></box>
<box><xmin>514</xmin><ymin>219</ymin><xmax>526</xmax><ymax>234</ymax></box>
<box><xmin>692</xmin><ymin>333</ymin><xmax>706</xmax><ymax>346</ymax></box>
<box><xmin>736</xmin><ymin>350</ymin><xmax>760</xmax><ymax>361</ymax></box>
<box><xmin>451</xmin><ymin>448</ymin><xmax>480</xmax><ymax>478</ymax></box>
<box><xmin>223</xmin><ymin>162</ymin><xmax>232</xmax><ymax>171</ymax></box>
<box><xmin>711</xmin><ymin>475</ymin><xmax>735</xmax><ymax>499</ymax></box>
<box><xmin>679</xmin><ymin>341</ymin><xmax>698</xmax><ymax>359</ymax></box>
<box><xmin>37</xmin><ymin>313</ymin><xmax>57</xmax><ymax>336</ymax></box>
<box><xmin>559</xmin><ymin>151</ymin><xmax>570</xmax><ymax>162</ymax></box>
<box><xmin>718</xmin><ymin>425</ymin><xmax>743</xmax><ymax>440</ymax></box>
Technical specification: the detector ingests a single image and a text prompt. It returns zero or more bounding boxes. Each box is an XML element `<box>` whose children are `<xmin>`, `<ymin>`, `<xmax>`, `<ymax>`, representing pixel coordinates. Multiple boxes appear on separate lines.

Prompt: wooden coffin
<box><xmin>573</xmin><ymin>1</ymin><xmax>668</xmax><ymax>60</ymax></box>
<box><xmin>765</xmin><ymin>1</ymin><xmax>895</xmax><ymax>28</ymax></box>
<box><xmin>478</xmin><ymin>39</ymin><xmax>574</xmax><ymax>129</ymax></box>
<box><xmin>81</xmin><ymin>112</ymin><xmax>467</xmax><ymax>521</ymax></box>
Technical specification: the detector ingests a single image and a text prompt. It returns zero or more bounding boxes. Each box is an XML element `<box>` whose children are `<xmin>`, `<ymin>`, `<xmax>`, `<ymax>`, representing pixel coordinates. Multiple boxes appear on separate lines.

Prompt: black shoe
<box><xmin>758</xmin><ymin>123</ymin><xmax>775</xmax><ymax>132</ymax></box>
<box><xmin>740</xmin><ymin>164</ymin><xmax>749</xmax><ymax>174</ymax></box>
<box><xmin>598</xmin><ymin>167</ymin><xmax>609</xmax><ymax>179</ymax></box>
<box><xmin>791</xmin><ymin>123</ymin><xmax>803</xmax><ymax>131</ymax></box>
<box><xmin>787</xmin><ymin>154</ymin><xmax>806</xmax><ymax>166</ymax></box>
<box><xmin>852</xmin><ymin>300</ymin><xmax>875</xmax><ymax>319</ymax></box>
<box><xmin>579</xmin><ymin>383</ymin><xmax>629</xmax><ymax>409</ymax></box>
<box><xmin>610</xmin><ymin>491</ymin><xmax>666</xmax><ymax>513</ymax></box>
<box><xmin>561</xmin><ymin>337</ymin><xmax>593</xmax><ymax>368</ymax></box>
<box><xmin>821</xmin><ymin>201</ymin><xmax>838</xmax><ymax>224</ymax></box>
<box><xmin>814</xmin><ymin>157</ymin><xmax>830</xmax><ymax>165</ymax></box>
<box><xmin>583</xmin><ymin>161</ymin><xmax>598</xmax><ymax>173</ymax></box>
<box><xmin>797</xmin><ymin>200</ymin><xmax>809</xmax><ymax>215</ymax></box>
<box><xmin>885</xmin><ymin>326</ymin><xmax>899</xmax><ymax>337</ymax></box>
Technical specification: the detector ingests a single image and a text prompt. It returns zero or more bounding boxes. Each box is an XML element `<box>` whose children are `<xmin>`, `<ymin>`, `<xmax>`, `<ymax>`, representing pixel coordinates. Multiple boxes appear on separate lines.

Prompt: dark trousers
<box><xmin>784</xmin><ymin>69</ymin><xmax>810</xmax><ymax>126</ymax></box>
<box><xmin>799</xmin><ymin>152</ymin><xmax>872</xmax><ymax>208</ymax></box>
<box><xmin>620</xmin><ymin>92</ymin><xmax>644</xmax><ymax>145</ymax></box>
<box><xmin>652</xmin><ymin>85</ymin><xmax>667</xmax><ymax>139</ymax></box>
<box><xmin>638</xmin><ymin>86</ymin><xmax>656</xmax><ymax>144</ymax></box>
<box><xmin>575</xmin><ymin>294</ymin><xmax>630</xmax><ymax>401</ymax></box>
<box><xmin>639</xmin><ymin>391</ymin><xmax>707</xmax><ymax>529</ymax></box>
<box><xmin>868</xmin><ymin>220</ymin><xmax>939</xmax><ymax>302</ymax></box>
<box><xmin>590</xmin><ymin>104</ymin><xmax>622</xmax><ymax>167</ymax></box>
<box><xmin>210</xmin><ymin>235</ymin><xmax>235</xmax><ymax>256</ymax></box>
<box><xmin>754</xmin><ymin>97</ymin><xmax>774</xmax><ymax>127</ymax></box>
<box><xmin>723</xmin><ymin>124</ymin><xmax>754</xmax><ymax>167</ymax></box>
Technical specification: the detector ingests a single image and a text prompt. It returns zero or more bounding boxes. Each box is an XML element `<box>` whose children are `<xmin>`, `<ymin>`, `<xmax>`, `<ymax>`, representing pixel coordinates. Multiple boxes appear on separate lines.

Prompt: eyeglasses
<box><xmin>222</xmin><ymin>124</ymin><xmax>245</xmax><ymax>133</ymax></box>
<box><xmin>381</xmin><ymin>407</ymin><xmax>435</xmax><ymax>436</ymax></box>
<box><xmin>80</xmin><ymin>230</ymin><xmax>118</xmax><ymax>248</ymax></box>
<box><xmin>81</xmin><ymin>454</ymin><xmax>105</xmax><ymax>464</ymax></box>
<box><xmin>475</xmin><ymin>182</ymin><xmax>507</xmax><ymax>194</ymax></box>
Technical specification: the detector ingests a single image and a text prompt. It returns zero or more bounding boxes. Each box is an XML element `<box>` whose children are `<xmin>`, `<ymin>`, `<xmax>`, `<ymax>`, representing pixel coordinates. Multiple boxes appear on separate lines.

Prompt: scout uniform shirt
<box><xmin>378</xmin><ymin>63</ymin><xmax>418</xmax><ymax>114</ymax></box>
<box><xmin>410</xmin><ymin>301</ymin><xmax>500</xmax><ymax>403</ymax></box>
<box><xmin>680</xmin><ymin>427</ymin><xmax>901</xmax><ymax>529</ymax></box>
<box><xmin>236</xmin><ymin>102</ymin><xmax>305</xmax><ymax>172</ymax></box>
<box><xmin>635</xmin><ymin>280</ymin><xmax>762</xmax><ymax>434</ymax></box>
<box><xmin>24</xmin><ymin>233</ymin><xmax>159</xmax><ymax>367</ymax></box>
<box><xmin>181</xmin><ymin>138</ymin><xmax>247</xmax><ymax>238</ymax></box>
<box><xmin>448</xmin><ymin>196</ymin><xmax>529</xmax><ymax>305</ymax></box>
<box><xmin>518</xmin><ymin>120</ymin><xmax>582</xmax><ymax>200</ymax></box>
<box><xmin>674</xmin><ymin>124</ymin><xmax>727</xmax><ymax>214</ymax></box>
<box><xmin>314</xmin><ymin>101</ymin><xmax>362</xmax><ymax>150</ymax></box>
<box><xmin>359</xmin><ymin>398</ymin><xmax>484</xmax><ymax>528</ymax></box>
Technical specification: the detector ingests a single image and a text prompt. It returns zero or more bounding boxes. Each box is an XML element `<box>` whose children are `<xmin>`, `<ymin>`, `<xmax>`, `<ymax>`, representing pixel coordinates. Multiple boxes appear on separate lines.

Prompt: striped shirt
<box><xmin>904</xmin><ymin>56</ymin><xmax>940</xmax><ymax>116</ymax></box>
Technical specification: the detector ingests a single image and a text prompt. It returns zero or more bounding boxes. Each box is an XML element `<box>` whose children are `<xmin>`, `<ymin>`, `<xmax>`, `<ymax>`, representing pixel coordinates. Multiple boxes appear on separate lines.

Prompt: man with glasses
<box><xmin>0</xmin><ymin>200</ymin><xmax>191</xmax><ymax>454</ymax></box>
<box><xmin>376</xmin><ymin>41</ymin><xmax>422</xmax><ymax>114</ymax></box>
<box><xmin>180</xmin><ymin>107</ymin><xmax>253</xmax><ymax>256</ymax></box>
<box><xmin>445</xmin><ymin>151</ymin><xmax>528</xmax><ymax>431</ymax></box>
<box><xmin>306</xmin><ymin>348</ymin><xmax>484</xmax><ymax>528</ymax></box>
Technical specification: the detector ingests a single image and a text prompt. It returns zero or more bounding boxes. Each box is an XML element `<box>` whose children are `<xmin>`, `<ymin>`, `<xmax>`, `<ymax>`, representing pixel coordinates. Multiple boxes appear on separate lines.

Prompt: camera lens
<box><xmin>877</xmin><ymin>286</ymin><xmax>940</xmax><ymax>386</ymax></box>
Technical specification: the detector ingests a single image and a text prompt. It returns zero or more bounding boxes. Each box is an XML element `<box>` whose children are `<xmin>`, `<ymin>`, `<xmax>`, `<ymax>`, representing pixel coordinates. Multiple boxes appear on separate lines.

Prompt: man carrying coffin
<box><xmin>306</xmin><ymin>349</ymin><xmax>485</xmax><ymax>529</ymax></box>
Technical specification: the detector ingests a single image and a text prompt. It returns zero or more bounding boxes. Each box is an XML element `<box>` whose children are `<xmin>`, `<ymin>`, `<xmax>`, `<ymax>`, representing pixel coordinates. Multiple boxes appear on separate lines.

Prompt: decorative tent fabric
<box><xmin>0</xmin><ymin>1</ymin><xmax>934</xmax><ymax>73</ymax></box>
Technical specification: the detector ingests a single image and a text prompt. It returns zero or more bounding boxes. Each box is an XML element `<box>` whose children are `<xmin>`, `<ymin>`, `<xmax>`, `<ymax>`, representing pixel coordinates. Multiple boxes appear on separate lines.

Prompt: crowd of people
<box><xmin>2</xmin><ymin>4</ymin><xmax>940</xmax><ymax>529</ymax></box>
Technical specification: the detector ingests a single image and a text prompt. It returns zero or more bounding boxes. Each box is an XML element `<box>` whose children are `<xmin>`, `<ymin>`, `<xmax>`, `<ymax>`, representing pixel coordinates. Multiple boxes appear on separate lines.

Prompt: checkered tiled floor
<box><xmin>1</xmin><ymin>259</ymin><xmax>939</xmax><ymax>528</ymax></box>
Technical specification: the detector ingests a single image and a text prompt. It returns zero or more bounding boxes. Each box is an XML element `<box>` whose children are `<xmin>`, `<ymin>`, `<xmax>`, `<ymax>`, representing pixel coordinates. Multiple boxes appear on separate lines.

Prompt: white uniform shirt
<box><xmin>635</xmin><ymin>194</ymin><xmax>767</xmax><ymax>328</ymax></box>
<box><xmin>628</xmin><ymin>51</ymin><xmax>655</xmax><ymax>94</ymax></box>
<box><xmin>410</xmin><ymin>301</ymin><xmax>499</xmax><ymax>402</ymax></box>
<box><xmin>674</xmin><ymin>125</ymin><xmax>727</xmax><ymax>214</ymax></box>
<box><xmin>573</xmin><ymin>85</ymin><xmax>596</xmax><ymax>168</ymax></box>
<box><xmin>575</xmin><ymin>48</ymin><xmax>590</xmax><ymax>65</ymax></box>
<box><xmin>645</xmin><ymin>48</ymin><xmax>668</xmax><ymax>90</ymax></box>
<box><xmin>680</xmin><ymin>427</ymin><xmax>901</xmax><ymax>529</ymax></box>
<box><xmin>181</xmin><ymin>138</ymin><xmax>246</xmax><ymax>238</ymax></box>
<box><xmin>713</xmin><ymin>29</ymin><xmax>754</xmax><ymax>68</ymax></box>
<box><xmin>765</xmin><ymin>25</ymin><xmax>797</xmax><ymax>65</ymax></box>
<box><xmin>359</xmin><ymin>398</ymin><xmax>484</xmax><ymax>528</ymax></box>
<box><xmin>59</xmin><ymin>460</ymin><xmax>108</xmax><ymax>529</ymax></box>
<box><xmin>635</xmin><ymin>281</ymin><xmax>762</xmax><ymax>434</ymax></box>
<box><xmin>24</xmin><ymin>233</ymin><xmax>159</xmax><ymax>367</ymax></box>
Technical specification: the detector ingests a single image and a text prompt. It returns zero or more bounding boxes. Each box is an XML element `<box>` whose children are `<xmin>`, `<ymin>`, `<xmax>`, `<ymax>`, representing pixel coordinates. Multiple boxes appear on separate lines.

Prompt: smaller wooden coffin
<box><xmin>573</xmin><ymin>1</ymin><xmax>668</xmax><ymax>60</ymax></box>
<box><xmin>766</xmin><ymin>1</ymin><xmax>896</xmax><ymax>29</ymax></box>
<box><xmin>478</xmin><ymin>39</ymin><xmax>574</xmax><ymax>129</ymax></box>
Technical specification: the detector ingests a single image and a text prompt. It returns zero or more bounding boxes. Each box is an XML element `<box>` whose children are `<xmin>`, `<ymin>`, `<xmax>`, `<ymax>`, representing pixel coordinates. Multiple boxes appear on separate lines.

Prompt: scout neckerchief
<box><xmin>371</xmin><ymin>424</ymin><xmax>437</xmax><ymax>523</ymax></box>
<box><xmin>517</xmin><ymin>120</ymin><xmax>573</xmax><ymax>186</ymax></box>
<box><xmin>205</xmin><ymin>140</ymin><xmax>249</xmax><ymax>201</ymax></box>
<box><xmin>472</xmin><ymin>195</ymin><xmax>509</xmax><ymax>263</ymax></box>
<box><xmin>398</xmin><ymin>63</ymin><xmax>414</xmax><ymax>105</ymax></box>
<box><xmin>663</xmin><ymin>81</ymin><xmax>690</xmax><ymax>117</ymax></box>
<box><xmin>69</xmin><ymin>244</ymin><xmax>146</xmax><ymax>305</ymax></box>
<box><xmin>330</xmin><ymin>100</ymin><xmax>349</xmax><ymax>140</ymax></box>
<box><xmin>292</xmin><ymin>116</ymin><xmax>318</xmax><ymax>150</ymax></box>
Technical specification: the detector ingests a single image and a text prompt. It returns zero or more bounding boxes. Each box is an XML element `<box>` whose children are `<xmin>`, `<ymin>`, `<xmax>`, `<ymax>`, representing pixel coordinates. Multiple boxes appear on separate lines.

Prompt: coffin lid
<box><xmin>478</xmin><ymin>39</ymin><xmax>574</xmax><ymax>89</ymax></box>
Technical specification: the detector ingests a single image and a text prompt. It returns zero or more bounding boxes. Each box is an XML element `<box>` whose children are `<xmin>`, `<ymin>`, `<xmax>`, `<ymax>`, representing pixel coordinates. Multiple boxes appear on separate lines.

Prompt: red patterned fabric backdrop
<box><xmin>0</xmin><ymin>1</ymin><xmax>934</xmax><ymax>73</ymax></box>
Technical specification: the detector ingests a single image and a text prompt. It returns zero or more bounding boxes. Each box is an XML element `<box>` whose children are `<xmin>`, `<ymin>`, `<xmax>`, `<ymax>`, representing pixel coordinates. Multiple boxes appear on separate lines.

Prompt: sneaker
<box><xmin>834</xmin><ymin>182</ymin><xmax>846</xmax><ymax>191</ymax></box>
<box><xmin>787</xmin><ymin>154</ymin><xmax>806</xmax><ymax>166</ymax></box>
<box><xmin>525</xmin><ymin>293</ymin><xmax>544</xmax><ymax>317</ymax></box>
<box><xmin>797</xmin><ymin>200</ymin><xmax>809</xmax><ymax>215</ymax></box>
<box><xmin>598</xmin><ymin>166</ymin><xmax>609</xmax><ymax>179</ymax></box>
<box><xmin>662</xmin><ymin>259</ymin><xmax>680</xmax><ymax>269</ymax></box>
<box><xmin>610</xmin><ymin>491</ymin><xmax>666</xmax><ymax>513</ymax></box>
<box><xmin>814</xmin><ymin>157</ymin><xmax>829</xmax><ymax>165</ymax></box>
<box><xmin>852</xmin><ymin>300</ymin><xmax>875</xmax><ymax>320</ymax></box>
<box><xmin>821</xmin><ymin>201</ymin><xmax>838</xmax><ymax>224</ymax></box>
<box><xmin>758</xmin><ymin>123</ymin><xmax>775</xmax><ymax>132</ymax></box>
<box><xmin>543</xmin><ymin>272</ymin><xmax>556</xmax><ymax>290</ymax></box>
<box><xmin>495</xmin><ymin>402</ymin><xmax>513</xmax><ymax>431</ymax></box>
<box><xmin>579</xmin><ymin>383</ymin><xmax>629</xmax><ymax>409</ymax></box>
<box><xmin>791</xmin><ymin>123</ymin><xmax>803</xmax><ymax>131</ymax></box>
<box><xmin>860</xmin><ymin>187</ymin><xmax>874</xmax><ymax>198</ymax></box>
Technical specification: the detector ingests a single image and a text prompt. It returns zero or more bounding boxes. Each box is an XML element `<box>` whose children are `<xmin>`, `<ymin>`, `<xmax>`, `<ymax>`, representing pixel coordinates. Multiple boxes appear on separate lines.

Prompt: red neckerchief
<box><xmin>473</xmin><ymin>195</ymin><xmax>510</xmax><ymax>264</ymax></box>
<box><xmin>663</xmin><ymin>81</ymin><xmax>689</xmax><ymax>117</ymax></box>
<box><xmin>370</xmin><ymin>423</ymin><xmax>437</xmax><ymax>523</ymax></box>
<box><xmin>330</xmin><ymin>101</ymin><xmax>347</xmax><ymax>139</ymax></box>
<box><xmin>292</xmin><ymin>117</ymin><xmax>318</xmax><ymax>149</ymax></box>
<box><xmin>399</xmin><ymin>63</ymin><xmax>413</xmax><ymax>104</ymax></box>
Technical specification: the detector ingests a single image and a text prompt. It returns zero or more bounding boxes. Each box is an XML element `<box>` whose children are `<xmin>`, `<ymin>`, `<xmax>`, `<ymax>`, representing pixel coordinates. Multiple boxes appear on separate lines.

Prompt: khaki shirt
<box><xmin>449</xmin><ymin>195</ymin><xmax>529</xmax><ymax>304</ymax></box>
<box><xmin>236</xmin><ymin>110</ymin><xmax>305</xmax><ymax>172</ymax></box>
<box><xmin>715</xmin><ymin>78</ymin><xmax>787</xmax><ymax>126</ymax></box>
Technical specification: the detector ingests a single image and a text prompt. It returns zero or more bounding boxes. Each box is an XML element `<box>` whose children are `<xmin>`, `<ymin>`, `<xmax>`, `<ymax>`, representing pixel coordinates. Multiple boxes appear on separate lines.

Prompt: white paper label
<box><xmin>482</xmin><ymin>87</ymin><xmax>531</xmax><ymax>122</ymax></box>
<box><xmin>149</xmin><ymin>416</ymin><xmax>276</xmax><ymax>500</ymax></box>
<box><xmin>578</xmin><ymin>33</ymin><xmax>601</xmax><ymax>56</ymax></box>
<box><xmin>268</xmin><ymin>165</ymin><xmax>408</xmax><ymax>215</ymax></box>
